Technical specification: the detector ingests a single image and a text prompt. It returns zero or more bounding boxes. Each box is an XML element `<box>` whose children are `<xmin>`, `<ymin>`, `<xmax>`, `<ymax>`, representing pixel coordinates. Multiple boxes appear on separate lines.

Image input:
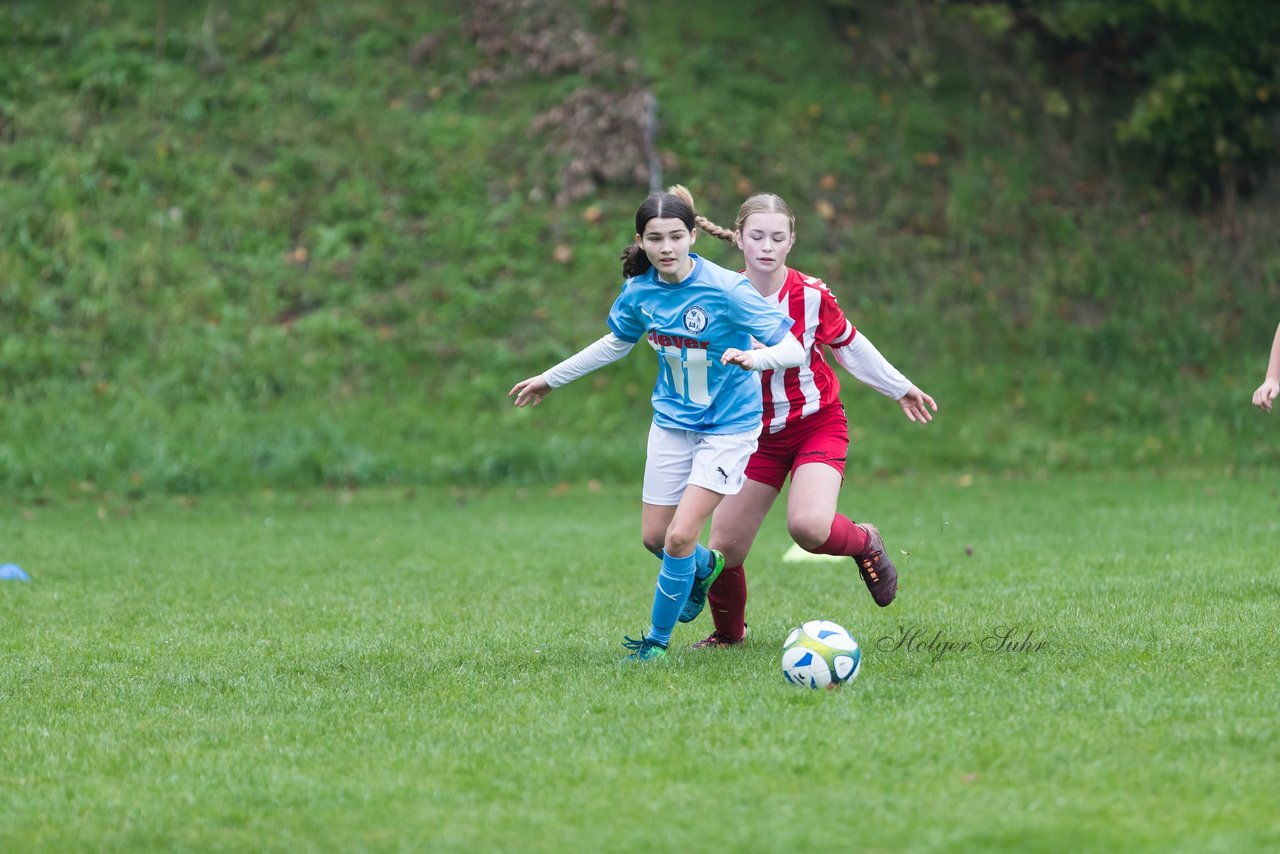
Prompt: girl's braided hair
<box><xmin>667</xmin><ymin>184</ymin><xmax>736</xmax><ymax>244</ymax></box>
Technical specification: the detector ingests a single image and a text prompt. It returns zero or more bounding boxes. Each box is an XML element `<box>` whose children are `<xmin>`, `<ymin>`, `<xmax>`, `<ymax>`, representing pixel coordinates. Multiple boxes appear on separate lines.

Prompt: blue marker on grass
<box><xmin>0</xmin><ymin>563</ymin><xmax>31</xmax><ymax>582</ymax></box>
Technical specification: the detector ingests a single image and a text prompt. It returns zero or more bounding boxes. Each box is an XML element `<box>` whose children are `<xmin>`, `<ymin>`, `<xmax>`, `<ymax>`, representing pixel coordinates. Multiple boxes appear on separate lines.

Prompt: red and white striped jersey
<box><xmin>759</xmin><ymin>267</ymin><xmax>857</xmax><ymax>434</ymax></box>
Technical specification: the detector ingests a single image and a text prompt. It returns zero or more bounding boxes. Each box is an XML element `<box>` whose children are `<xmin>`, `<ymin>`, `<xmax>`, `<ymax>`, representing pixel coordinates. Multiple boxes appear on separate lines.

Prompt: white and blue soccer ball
<box><xmin>781</xmin><ymin>620</ymin><xmax>862</xmax><ymax>689</ymax></box>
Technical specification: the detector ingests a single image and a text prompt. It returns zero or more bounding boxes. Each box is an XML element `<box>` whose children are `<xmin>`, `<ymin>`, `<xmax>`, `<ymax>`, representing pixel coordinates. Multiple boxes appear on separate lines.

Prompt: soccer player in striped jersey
<box><xmin>509</xmin><ymin>187</ymin><xmax>806</xmax><ymax>661</ymax></box>
<box><xmin>686</xmin><ymin>192</ymin><xmax>937</xmax><ymax>648</ymax></box>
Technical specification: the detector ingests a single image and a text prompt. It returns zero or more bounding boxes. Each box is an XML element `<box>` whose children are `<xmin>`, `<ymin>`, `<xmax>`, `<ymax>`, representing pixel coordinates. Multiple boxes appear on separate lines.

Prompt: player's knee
<box><xmin>642</xmin><ymin>536</ymin><xmax>665</xmax><ymax>557</ymax></box>
<box><xmin>709</xmin><ymin>524</ymin><xmax>750</xmax><ymax>568</ymax></box>
<box><xmin>788</xmin><ymin>513</ymin><xmax>831</xmax><ymax>551</ymax></box>
<box><xmin>664</xmin><ymin>528</ymin><xmax>698</xmax><ymax>557</ymax></box>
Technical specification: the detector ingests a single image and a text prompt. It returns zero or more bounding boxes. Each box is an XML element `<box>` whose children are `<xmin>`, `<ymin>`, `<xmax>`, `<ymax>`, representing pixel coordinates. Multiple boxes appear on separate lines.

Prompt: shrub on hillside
<box><xmin>832</xmin><ymin>0</ymin><xmax>1280</xmax><ymax>202</ymax></box>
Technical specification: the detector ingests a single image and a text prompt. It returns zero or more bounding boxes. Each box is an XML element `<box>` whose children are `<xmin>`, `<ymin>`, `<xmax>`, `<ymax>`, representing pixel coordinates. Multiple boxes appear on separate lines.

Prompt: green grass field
<box><xmin>3</xmin><ymin>470</ymin><xmax>1278</xmax><ymax>852</ymax></box>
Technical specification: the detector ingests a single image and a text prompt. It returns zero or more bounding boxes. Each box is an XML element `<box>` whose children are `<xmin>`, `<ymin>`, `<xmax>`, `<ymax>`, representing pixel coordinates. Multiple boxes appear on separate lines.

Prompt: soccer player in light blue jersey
<box><xmin>510</xmin><ymin>185</ymin><xmax>805</xmax><ymax>662</ymax></box>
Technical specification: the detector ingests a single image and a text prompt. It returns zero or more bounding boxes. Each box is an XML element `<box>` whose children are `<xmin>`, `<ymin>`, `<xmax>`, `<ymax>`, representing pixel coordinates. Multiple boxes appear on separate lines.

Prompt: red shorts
<box><xmin>744</xmin><ymin>405</ymin><xmax>849</xmax><ymax>491</ymax></box>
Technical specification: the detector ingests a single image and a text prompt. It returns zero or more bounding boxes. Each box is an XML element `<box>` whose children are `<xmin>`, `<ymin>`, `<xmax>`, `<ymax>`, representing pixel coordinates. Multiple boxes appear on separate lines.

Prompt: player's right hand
<box><xmin>509</xmin><ymin>375</ymin><xmax>552</xmax><ymax>407</ymax></box>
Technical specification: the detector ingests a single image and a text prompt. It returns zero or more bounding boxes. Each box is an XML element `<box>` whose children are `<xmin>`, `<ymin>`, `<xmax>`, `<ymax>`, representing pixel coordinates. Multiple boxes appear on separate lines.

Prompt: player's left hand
<box><xmin>1253</xmin><ymin>379</ymin><xmax>1279</xmax><ymax>412</ymax></box>
<box><xmin>721</xmin><ymin>348</ymin><xmax>755</xmax><ymax>370</ymax></box>
<box><xmin>898</xmin><ymin>386</ymin><xmax>937</xmax><ymax>424</ymax></box>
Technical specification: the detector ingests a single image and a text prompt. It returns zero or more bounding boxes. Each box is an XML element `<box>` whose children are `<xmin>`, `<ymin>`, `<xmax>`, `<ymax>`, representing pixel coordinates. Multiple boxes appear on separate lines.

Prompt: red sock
<box><xmin>810</xmin><ymin>514</ymin><xmax>868</xmax><ymax>557</ymax></box>
<box><xmin>708</xmin><ymin>563</ymin><xmax>747</xmax><ymax>641</ymax></box>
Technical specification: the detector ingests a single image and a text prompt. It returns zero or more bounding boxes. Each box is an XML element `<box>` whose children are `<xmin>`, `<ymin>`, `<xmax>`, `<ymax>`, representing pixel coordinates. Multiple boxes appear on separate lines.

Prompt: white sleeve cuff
<box><xmin>542</xmin><ymin>332</ymin><xmax>634</xmax><ymax>388</ymax></box>
<box><xmin>748</xmin><ymin>332</ymin><xmax>806</xmax><ymax>373</ymax></box>
<box><xmin>831</xmin><ymin>333</ymin><xmax>912</xmax><ymax>399</ymax></box>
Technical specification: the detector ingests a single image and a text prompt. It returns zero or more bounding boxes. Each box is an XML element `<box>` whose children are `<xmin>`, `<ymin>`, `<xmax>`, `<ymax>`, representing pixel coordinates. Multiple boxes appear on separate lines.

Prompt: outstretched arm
<box><xmin>1252</xmin><ymin>323</ymin><xmax>1280</xmax><ymax>412</ymax></box>
<box><xmin>830</xmin><ymin>333</ymin><xmax>937</xmax><ymax>424</ymax></box>
<box><xmin>509</xmin><ymin>332</ymin><xmax>634</xmax><ymax>407</ymax></box>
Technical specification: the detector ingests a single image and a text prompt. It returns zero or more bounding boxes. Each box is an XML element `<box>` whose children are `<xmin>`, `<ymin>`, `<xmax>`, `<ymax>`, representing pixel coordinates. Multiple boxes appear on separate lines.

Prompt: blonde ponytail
<box><xmin>666</xmin><ymin>183</ymin><xmax>736</xmax><ymax>246</ymax></box>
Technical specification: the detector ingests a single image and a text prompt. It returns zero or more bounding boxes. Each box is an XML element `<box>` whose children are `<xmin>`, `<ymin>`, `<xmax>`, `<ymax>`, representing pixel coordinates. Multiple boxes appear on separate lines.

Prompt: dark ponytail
<box><xmin>620</xmin><ymin>243</ymin><xmax>650</xmax><ymax>278</ymax></box>
<box><xmin>619</xmin><ymin>188</ymin><xmax>698</xmax><ymax>278</ymax></box>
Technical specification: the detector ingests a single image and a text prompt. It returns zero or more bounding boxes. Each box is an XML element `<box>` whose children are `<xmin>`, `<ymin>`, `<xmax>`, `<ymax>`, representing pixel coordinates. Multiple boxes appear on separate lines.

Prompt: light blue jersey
<box><xmin>607</xmin><ymin>254</ymin><xmax>792</xmax><ymax>434</ymax></box>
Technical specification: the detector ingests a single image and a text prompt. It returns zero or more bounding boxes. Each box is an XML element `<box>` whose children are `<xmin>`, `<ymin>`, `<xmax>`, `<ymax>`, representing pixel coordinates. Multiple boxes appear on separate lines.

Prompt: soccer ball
<box><xmin>781</xmin><ymin>620</ymin><xmax>862</xmax><ymax>689</ymax></box>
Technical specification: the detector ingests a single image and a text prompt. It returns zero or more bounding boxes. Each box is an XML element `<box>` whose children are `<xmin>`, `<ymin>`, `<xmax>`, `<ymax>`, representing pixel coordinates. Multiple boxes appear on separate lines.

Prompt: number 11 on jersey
<box><xmin>660</xmin><ymin>345</ymin><xmax>711</xmax><ymax>405</ymax></box>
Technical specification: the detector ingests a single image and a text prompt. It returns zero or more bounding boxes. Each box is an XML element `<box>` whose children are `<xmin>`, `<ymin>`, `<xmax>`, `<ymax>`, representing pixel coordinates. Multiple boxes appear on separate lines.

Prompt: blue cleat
<box><xmin>621</xmin><ymin>635</ymin><xmax>668</xmax><ymax>662</ymax></box>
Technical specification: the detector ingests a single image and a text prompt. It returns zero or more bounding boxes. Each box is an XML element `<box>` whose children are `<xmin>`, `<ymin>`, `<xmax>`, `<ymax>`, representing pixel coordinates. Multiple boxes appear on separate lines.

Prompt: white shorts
<box><xmin>641</xmin><ymin>423</ymin><xmax>760</xmax><ymax>506</ymax></box>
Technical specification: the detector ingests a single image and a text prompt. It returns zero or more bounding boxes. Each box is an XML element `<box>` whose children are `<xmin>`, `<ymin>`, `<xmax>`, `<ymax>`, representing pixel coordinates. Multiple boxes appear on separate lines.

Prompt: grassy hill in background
<box><xmin>2</xmin><ymin>0</ymin><xmax>1278</xmax><ymax>498</ymax></box>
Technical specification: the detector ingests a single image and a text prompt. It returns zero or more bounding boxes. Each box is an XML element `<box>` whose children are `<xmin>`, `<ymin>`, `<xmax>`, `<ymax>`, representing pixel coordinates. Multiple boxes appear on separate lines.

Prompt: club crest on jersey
<box><xmin>683</xmin><ymin>306</ymin><xmax>709</xmax><ymax>335</ymax></box>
